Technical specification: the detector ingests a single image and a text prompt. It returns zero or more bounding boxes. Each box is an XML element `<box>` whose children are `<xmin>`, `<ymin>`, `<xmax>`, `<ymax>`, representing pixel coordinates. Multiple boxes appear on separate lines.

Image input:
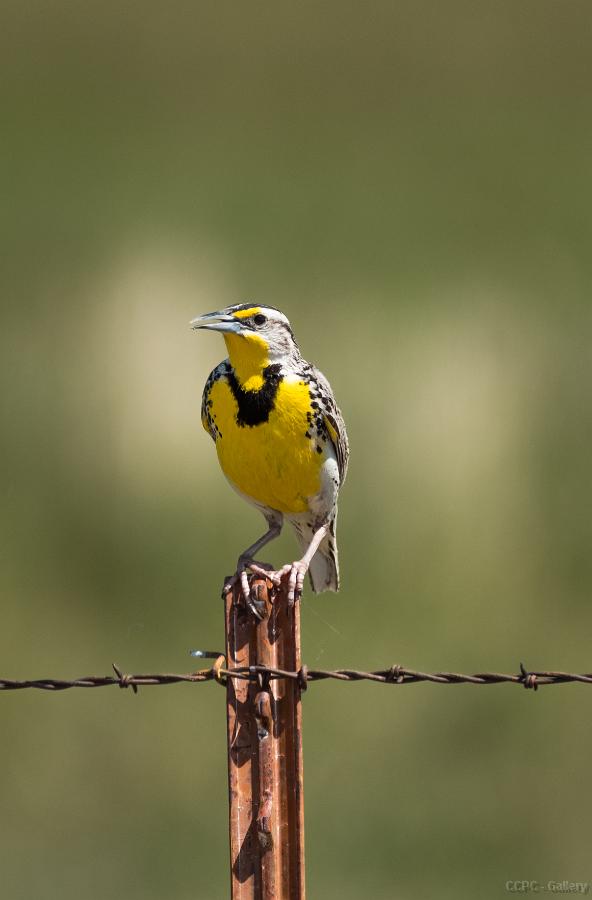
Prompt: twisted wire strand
<box><xmin>2</xmin><ymin>662</ymin><xmax>592</xmax><ymax>692</ymax></box>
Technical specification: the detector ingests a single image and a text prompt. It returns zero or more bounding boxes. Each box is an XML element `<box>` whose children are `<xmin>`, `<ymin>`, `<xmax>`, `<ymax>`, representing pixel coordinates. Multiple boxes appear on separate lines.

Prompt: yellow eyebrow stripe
<box><xmin>232</xmin><ymin>307</ymin><xmax>261</xmax><ymax>320</ymax></box>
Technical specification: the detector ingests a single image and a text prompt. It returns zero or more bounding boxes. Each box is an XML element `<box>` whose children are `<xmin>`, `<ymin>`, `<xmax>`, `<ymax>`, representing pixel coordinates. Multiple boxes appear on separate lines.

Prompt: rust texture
<box><xmin>225</xmin><ymin>575</ymin><xmax>305</xmax><ymax>900</ymax></box>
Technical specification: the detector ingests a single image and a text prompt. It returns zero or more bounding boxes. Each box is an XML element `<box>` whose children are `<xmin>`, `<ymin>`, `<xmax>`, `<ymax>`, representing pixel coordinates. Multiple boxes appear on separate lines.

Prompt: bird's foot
<box><xmin>223</xmin><ymin>558</ymin><xmax>308</xmax><ymax>611</ymax></box>
<box><xmin>275</xmin><ymin>559</ymin><xmax>309</xmax><ymax>604</ymax></box>
<box><xmin>222</xmin><ymin>558</ymin><xmax>279</xmax><ymax>618</ymax></box>
<box><xmin>243</xmin><ymin>559</ymin><xmax>308</xmax><ymax>604</ymax></box>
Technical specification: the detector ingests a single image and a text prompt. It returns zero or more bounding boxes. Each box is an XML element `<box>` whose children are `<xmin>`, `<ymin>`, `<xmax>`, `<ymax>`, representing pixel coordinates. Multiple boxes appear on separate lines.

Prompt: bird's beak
<box><xmin>190</xmin><ymin>311</ymin><xmax>242</xmax><ymax>334</ymax></box>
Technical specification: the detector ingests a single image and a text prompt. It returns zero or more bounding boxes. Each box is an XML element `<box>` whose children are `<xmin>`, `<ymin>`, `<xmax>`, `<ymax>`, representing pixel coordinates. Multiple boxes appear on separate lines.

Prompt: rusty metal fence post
<box><xmin>225</xmin><ymin>575</ymin><xmax>305</xmax><ymax>899</ymax></box>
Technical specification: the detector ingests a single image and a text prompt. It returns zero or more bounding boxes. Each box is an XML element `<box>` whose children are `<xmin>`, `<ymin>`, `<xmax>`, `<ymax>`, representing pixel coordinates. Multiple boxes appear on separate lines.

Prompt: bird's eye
<box><xmin>253</xmin><ymin>314</ymin><xmax>267</xmax><ymax>326</ymax></box>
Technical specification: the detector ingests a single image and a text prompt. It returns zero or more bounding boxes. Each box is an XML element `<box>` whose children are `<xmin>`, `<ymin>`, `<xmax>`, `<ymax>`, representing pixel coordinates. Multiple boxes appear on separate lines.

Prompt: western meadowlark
<box><xmin>191</xmin><ymin>303</ymin><xmax>348</xmax><ymax>604</ymax></box>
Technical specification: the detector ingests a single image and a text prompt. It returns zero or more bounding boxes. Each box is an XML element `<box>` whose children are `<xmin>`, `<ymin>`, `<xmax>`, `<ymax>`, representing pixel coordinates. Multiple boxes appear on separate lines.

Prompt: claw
<box><xmin>223</xmin><ymin>559</ymin><xmax>278</xmax><ymax>616</ymax></box>
<box><xmin>222</xmin><ymin>575</ymin><xmax>236</xmax><ymax>598</ymax></box>
<box><xmin>286</xmin><ymin>561</ymin><xmax>308</xmax><ymax>604</ymax></box>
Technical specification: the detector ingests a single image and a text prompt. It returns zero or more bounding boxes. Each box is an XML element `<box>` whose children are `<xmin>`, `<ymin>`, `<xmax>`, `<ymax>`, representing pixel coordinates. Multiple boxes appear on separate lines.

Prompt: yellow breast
<box><xmin>209</xmin><ymin>377</ymin><xmax>322</xmax><ymax>513</ymax></box>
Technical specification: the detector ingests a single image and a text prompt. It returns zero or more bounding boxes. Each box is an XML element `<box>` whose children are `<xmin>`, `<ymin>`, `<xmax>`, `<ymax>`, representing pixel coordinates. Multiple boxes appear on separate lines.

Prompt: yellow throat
<box><xmin>223</xmin><ymin>331</ymin><xmax>270</xmax><ymax>391</ymax></box>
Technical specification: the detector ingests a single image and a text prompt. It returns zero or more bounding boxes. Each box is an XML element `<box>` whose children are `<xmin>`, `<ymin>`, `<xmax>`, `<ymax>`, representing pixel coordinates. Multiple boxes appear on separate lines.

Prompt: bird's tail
<box><xmin>290</xmin><ymin>515</ymin><xmax>340</xmax><ymax>594</ymax></box>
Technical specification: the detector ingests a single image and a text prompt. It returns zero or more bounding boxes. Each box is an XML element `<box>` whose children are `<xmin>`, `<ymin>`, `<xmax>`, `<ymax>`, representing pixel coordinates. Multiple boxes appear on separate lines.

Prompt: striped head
<box><xmin>191</xmin><ymin>303</ymin><xmax>301</xmax><ymax>386</ymax></box>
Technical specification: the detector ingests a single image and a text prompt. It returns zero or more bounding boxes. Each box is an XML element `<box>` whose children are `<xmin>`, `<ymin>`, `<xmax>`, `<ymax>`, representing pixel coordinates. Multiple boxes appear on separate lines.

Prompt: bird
<box><xmin>191</xmin><ymin>303</ymin><xmax>348</xmax><ymax>605</ymax></box>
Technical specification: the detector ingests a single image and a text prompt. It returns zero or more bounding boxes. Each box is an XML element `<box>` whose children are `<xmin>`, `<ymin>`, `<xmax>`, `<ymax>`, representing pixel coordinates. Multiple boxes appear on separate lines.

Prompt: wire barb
<box><xmin>112</xmin><ymin>663</ymin><xmax>138</xmax><ymax>694</ymax></box>
<box><xmin>520</xmin><ymin>662</ymin><xmax>538</xmax><ymax>691</ymax></box>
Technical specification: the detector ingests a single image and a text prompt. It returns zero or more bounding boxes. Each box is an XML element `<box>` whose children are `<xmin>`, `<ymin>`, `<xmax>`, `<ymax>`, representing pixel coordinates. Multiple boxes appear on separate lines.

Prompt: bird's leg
<box><xmin>277</xmin><ymin>523</ymin><xmax>329</xmax><ymax>604</ymax></box>
<box><xmin>223</xmin><ymin>520</ymin><xmax>283</xmax><ymax>611</ymax></box>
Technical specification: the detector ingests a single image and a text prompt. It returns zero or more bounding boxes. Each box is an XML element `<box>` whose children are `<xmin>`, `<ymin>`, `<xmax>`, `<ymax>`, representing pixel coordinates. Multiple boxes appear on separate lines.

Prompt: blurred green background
<box><xmin>2</xmin><ymin>2</ymin><xmax>592</xmax><ymax>897</ymax></box>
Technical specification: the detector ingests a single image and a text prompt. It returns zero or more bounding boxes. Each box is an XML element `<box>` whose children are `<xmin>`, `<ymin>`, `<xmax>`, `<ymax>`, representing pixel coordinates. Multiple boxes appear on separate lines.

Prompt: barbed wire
<box><xmin>2</xmin><ymin>661</ymin><xmax>592</xmax><ymax>693</ymax></box>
